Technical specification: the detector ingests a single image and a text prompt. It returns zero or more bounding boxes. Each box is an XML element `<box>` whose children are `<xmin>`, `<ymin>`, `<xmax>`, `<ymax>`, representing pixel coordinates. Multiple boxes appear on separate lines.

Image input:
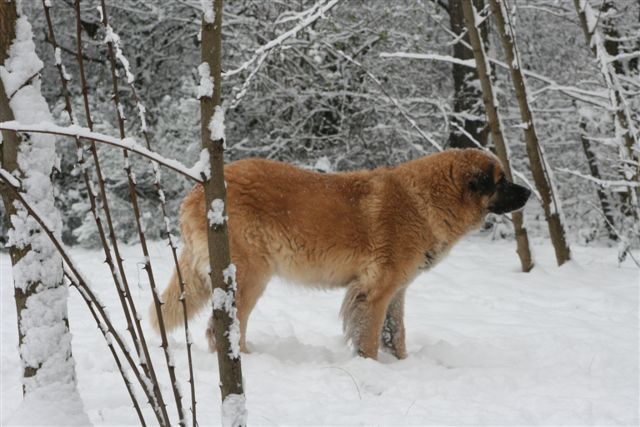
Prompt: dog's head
<box><xmin>463</xmin><ymin>151</ymin><xmax>531</xmax><ymax>215</ymax></box>
<box><xmin>419</xmin><ymin>149</ymin><xmax>531</xmax><ymax>234</ymax></box>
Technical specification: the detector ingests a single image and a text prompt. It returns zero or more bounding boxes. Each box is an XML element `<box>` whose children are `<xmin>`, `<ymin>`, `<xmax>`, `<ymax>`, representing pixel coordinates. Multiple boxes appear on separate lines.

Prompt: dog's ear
<box><xmin>468</xmin><ymin>164</ymin><xmax>496</xmax><ymax>196</ymax></box>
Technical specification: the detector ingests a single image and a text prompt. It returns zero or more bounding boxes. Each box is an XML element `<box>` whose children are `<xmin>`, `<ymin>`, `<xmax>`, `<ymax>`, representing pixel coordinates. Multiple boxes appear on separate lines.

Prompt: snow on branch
<box><xmin>223</xmin><ymin>0</ymin><xmax>340</xmax><ymax>78</ymax></box>
<box><xmin>102</xmin><ymin>20</ymin><xmax>135</xmax><ymax>84</ymax></box>
<box><xmin>200</xmin><ymin>0</ymin><xmax>215</xmax><ymax>23</ymax></box>
<box><xmin>380</xmin><ymin>52</ymin><xmax>475</xmax><ymax>67</ymax></box>
<box><xmin>379</xmin><ymin>49</ymin><xmax>609</xmax><ymax>108</ymax></box>
<box><xmin>0</xmin><ymin>121</ymin><xmax>204</xmax><ymax>182</ymax></box>
<box><xmin>557</xmin><ymin>168</ymin><xmax>640</xmax><ymax>189</ymax></box>
<box><xmin>389</xmin><ymin>49</ymin><xmax>608</xmax><ymax>104</ymax></box>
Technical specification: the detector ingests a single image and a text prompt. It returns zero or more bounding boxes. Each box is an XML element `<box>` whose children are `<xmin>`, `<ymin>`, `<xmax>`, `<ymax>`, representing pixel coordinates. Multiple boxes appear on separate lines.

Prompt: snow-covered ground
<box><xmin>1</xmin><ymin>237</ymin><xmax>638</xmax><ymax>426</ymax></box>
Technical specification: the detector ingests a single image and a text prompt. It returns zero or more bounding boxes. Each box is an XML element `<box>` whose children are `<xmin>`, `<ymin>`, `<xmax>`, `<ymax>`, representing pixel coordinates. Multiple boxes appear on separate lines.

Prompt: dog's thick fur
<box><xmin>150</xmin><ymin>149</ymin><xmax>530</xmax><ymax>359</ymax></box>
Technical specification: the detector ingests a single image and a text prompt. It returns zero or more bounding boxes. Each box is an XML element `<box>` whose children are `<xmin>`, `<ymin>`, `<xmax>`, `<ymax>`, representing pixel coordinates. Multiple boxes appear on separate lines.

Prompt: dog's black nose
<box><xmin>488</xmin><ymin>182</ymin><xmax>531</xmax><ymax>214</ymax></box>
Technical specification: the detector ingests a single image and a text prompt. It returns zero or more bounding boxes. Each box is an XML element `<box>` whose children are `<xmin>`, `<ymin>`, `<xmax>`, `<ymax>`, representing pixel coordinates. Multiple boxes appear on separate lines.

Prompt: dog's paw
<box><xmin>394</xmin><ymin>348</ymin><xmax>408</xmax><ymax>360</ymax></box>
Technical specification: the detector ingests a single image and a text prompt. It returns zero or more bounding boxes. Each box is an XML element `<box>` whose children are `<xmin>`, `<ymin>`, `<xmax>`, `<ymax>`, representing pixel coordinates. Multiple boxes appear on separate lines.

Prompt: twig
<box><xmin>223</xmin><ymin>0</ymin><xmax>341</xmax><ymax>78</ymax></box>
<box><xmin>98</xmin><ymin>0</ymin><xmax>174</xmax><ymax>424</ymax></box>
<box><xmin>324</xmin><ymin>367</ymin><xmax>361</xmax><ymax>400</ymax></box>
<box><xmin>228</xmin><ymin>51</ymin><xmax>269</xmax><ymax>110</ymax></box>
<box><xmin>42</xmin><ymin>4</ymin><xmax>155</xmax><ymax>423</ymax></box>
<box><xmin>585</xmin><ymin>201</ymin><xmax>640</xmax><ymax>268</ymax></box>
<box><xmin>556</xmin><ymin>168</ymin><xmax>640</xmax><ymax>188</ymax></box>
<box><xmin>45</xmin><ymin>0</ymin><xmax>140</xmax><ymax>356</ymax></box>
<box><xmin>42</xmin><ymin>29</ymin><xmax>105</xmax><ymax>64</ymax></box>
<box><xmin>113</xmin><ymin>14</ymin><xmax>197</xmax><ymax>425</ymax></box>
<box><xmin>63</xmin><ymin>271</ymin><xmax>146</xmax><ymax>426</ymax></box>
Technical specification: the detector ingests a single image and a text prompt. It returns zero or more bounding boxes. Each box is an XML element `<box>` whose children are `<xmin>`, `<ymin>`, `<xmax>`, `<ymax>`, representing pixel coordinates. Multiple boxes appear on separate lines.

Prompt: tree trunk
<box><xmin>0</xmin><ymin>2</ymin><xmax>87</xmax><ymax>423</ymax></box>
<box><xmin>460</xmin><ymin>0</ymin><xmax>533</xmax><ymax>272</ymax></box>
<box><xmin>200</xmin><ymin>1</ymin><xmax>247</xmax><ymax>425</ymax></box>
<box><xmin>601</xmin><ymin>1</ymin><xmax>625</xmax><ymax>75</ymax></box>
<box><xmin>488</xmin><ymin>0</ymin><xmax>572</xmax><ymax>265</ymax></box>
<box><xmin>579</xmin><ymin>116</ymin><xmax>617</xmax><ymax>241</ymax></box>
<box><xmin>449</xmin><ymin>0</ymin><xmax>488</xmax><ymax>148</ymax></box>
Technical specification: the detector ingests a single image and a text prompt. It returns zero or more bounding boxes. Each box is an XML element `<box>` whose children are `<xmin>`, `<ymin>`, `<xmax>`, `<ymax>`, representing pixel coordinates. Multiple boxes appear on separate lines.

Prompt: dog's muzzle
<box><xmin>488</xmin><ymin>180</ymin><xmax>531</xmax><ymax>214</ymax></box>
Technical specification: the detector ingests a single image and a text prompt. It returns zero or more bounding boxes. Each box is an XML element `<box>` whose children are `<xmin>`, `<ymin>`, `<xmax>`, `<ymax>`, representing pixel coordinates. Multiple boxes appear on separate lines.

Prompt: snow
<box><xmin>557</xmin><ymin>168</ymin><xmax>640</xmax><ymax>189</ymax></box>
<box><xmin>196</xmin><ymin>62</ymin><xmax>213</xmax><ymax>99</ymax></box>
<box><xmin>212</xmin><ymin>263</ymin><xmax>242</xmax><ymax>359</ymax></box>
<box><xmin>0</xmin><ymin>19</ymin><xmax>43</xmax><ymax>97</ymax></box>
<box><xmin>136</xmin><ymin>102</ymin><xmax>147</xmax><ymax>132</ymax></box>
<box><xmin>221</xmin><ymin>393</ymin><xmax>248</xmax><ymax>427</ymax></box>
<box><xmin>104</xmin><ymin>25</ymin><xmax>135</xmax><ymax>84</ymax></box>
<box><xmin>53</xmin><ymin>47</ymin><xmax>61</xmax><ymax>66</ymax></box>
<box><xmin>313</xmin><ymin>156</ymin><xmax>332</xmax><ymax>172</ymax></box>
<box><xmin>212</xmin><ymin>288</ymin><xmax>230</xmax><ymax>311</ymax></box>
<box><xmin>194</xmin><ymin>148</ymin><xmax>211</xmax><ymax>181</ymax></box>
<box><xmin>1</xmin><ymin>237</ymin><xmax>637</xmax><ymax>425</ymax></box>
<box><xmin>379</xmin><ymin>52</ymin><xmax>476</xmax><ymax>68</ymax></box>
<box><xmin>200</xmin><ymin>0</ymin><xmax>215</xmax><ymax>24</ymax></box>
<box><xmin>209</xmin><ymin>105</ymin><xmax>225</xmax><ymax>141</ymax></box>
<box><xmin>223</xmin><ymin>263</ymin><xmax>237</xmax><ymax>289</ymax></box>
<box><xmin>207</xmin><ymin>198</ymin><xmax>227</xmax><ymax>226</ymax></box>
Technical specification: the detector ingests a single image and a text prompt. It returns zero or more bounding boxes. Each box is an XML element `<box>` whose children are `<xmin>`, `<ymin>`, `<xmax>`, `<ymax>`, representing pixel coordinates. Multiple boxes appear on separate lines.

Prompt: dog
<box><xmin>150</xmin><ymin>148</ymin><xmax>530</xmax><ymax>359</ymax></box>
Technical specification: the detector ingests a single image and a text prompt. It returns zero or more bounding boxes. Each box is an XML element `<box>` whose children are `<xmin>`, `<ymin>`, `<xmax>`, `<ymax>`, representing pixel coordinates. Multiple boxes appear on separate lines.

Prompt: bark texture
<box><xmin>460</xmin><ymin>0</ymin><xmax>533</xmax><ymax>272</ymax></box>
<box><xmin>488</xmin><ymin>0</ymin><xmax>571</xmax><ymax>265</ymax></box>
<box><xmin>448</xmin><ymin>0</ymin><xmax>488</xmax><ymax>148</ymax></box>
<box><xmin>579</xmin><ymin>116</ymin><xmax>617</xmax><ymax>240</ymax></box>
<box><xmin>200</xmin><ymin>0</ymin><xmax>246</xmax><ymax>409</ymax></box>
<box><xmin>1</xmin><ymin>7</ymin><xmax>84</xmax><ymax>423</ymax></box>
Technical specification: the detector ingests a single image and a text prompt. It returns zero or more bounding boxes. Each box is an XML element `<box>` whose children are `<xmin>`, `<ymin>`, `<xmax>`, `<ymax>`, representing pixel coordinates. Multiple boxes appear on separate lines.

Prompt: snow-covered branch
<box><xmin>557</xmin><ymin>167</ymin><xmax>640</xmax><ymax>188</ymax></box>
<box><xmin>380</xmin><ymin>51</ymin><xmax>609</xmax><ymax>109</ymax></box>
<box><xmin>0</xmin><ymin>121</ymin><xmax>204</xmax><ymax>182</ymax></box>
<box><xmin>380</xmin><ymin>51</ymin><xmax>476</xmax><ymax>67</ymax></box>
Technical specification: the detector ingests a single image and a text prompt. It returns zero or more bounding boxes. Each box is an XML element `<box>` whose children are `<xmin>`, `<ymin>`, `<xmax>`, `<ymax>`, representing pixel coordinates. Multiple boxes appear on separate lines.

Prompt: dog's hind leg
<box><xmin>206</xmin><ymin>251</ymin><xmax>271</xmax><ymax>353</ymax></box>
<box><xmin>341</xmin><ymin>276</ymin><xmax>398</xmax><ymax>359</ymax></box>
<box><xmin>380</xmin><ymin>287</ymin><xmax>408</xmax><ymax>359</ymax></box>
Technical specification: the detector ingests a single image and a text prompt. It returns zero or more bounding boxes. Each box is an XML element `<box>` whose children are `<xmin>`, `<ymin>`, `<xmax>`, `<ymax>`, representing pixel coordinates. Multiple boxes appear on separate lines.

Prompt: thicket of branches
<box><xmin>2</xmin><ymin>0</ymin><xmax>246</xmax><ymax>424</ymax></box>
<box><xmin>4</xmin><ymin>0</ymin><xmax>638</xmax><ymax>252</ymax></box>
<box><xmin>1</xmin><ymin>0</ymin><xmax>638</xmax><ymax>425</ymax></box>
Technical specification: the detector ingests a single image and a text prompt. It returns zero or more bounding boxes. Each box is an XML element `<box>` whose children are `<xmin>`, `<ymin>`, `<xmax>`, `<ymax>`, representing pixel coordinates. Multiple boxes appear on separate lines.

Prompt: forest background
<box><xmin>3</xmin><ymin>0</ymin><xmax>638</xmax><ymax>254</ymax></box>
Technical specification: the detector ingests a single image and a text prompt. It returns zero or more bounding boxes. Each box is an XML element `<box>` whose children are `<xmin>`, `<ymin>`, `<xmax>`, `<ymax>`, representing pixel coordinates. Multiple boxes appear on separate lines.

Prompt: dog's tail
<box><xmin>149</xmin><ymin>249</ymin><xmax>211</xmax><ymax>333</ymax></box>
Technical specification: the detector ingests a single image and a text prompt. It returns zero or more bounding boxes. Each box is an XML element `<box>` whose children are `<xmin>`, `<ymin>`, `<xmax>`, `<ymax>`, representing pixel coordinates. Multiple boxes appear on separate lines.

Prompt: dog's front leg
<box><xmin>341</xmin><ymin>281</ymin><xmax>397</xmax><ymax>359</ymax></box>
<box><xmin>381</xmin><ymin>288</ymin><xmax>408</xmax><ymax>359</ymax></box>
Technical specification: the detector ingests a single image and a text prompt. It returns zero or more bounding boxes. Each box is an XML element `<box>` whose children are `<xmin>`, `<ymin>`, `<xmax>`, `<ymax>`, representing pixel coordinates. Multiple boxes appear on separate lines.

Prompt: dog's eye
<box><xmin>469</xmin><ymin>173</ymin><xmax>495</xmax><ymax>196</ymax></box>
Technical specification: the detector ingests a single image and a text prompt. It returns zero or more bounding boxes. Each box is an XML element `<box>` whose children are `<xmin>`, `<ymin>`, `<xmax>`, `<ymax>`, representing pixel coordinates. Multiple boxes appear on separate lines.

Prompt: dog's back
<box><xmin>182</xmin><ymin>158</ymin><xmax>389</xmax><ymax>287</ymax></box>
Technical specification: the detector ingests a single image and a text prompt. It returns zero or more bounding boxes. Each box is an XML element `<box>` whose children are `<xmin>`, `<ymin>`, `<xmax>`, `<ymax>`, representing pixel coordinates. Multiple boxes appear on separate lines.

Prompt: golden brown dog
<box><xmin>150</xmin><ymin>149</ymin><xmax>530</xmax><ymax>359</ymax></box>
